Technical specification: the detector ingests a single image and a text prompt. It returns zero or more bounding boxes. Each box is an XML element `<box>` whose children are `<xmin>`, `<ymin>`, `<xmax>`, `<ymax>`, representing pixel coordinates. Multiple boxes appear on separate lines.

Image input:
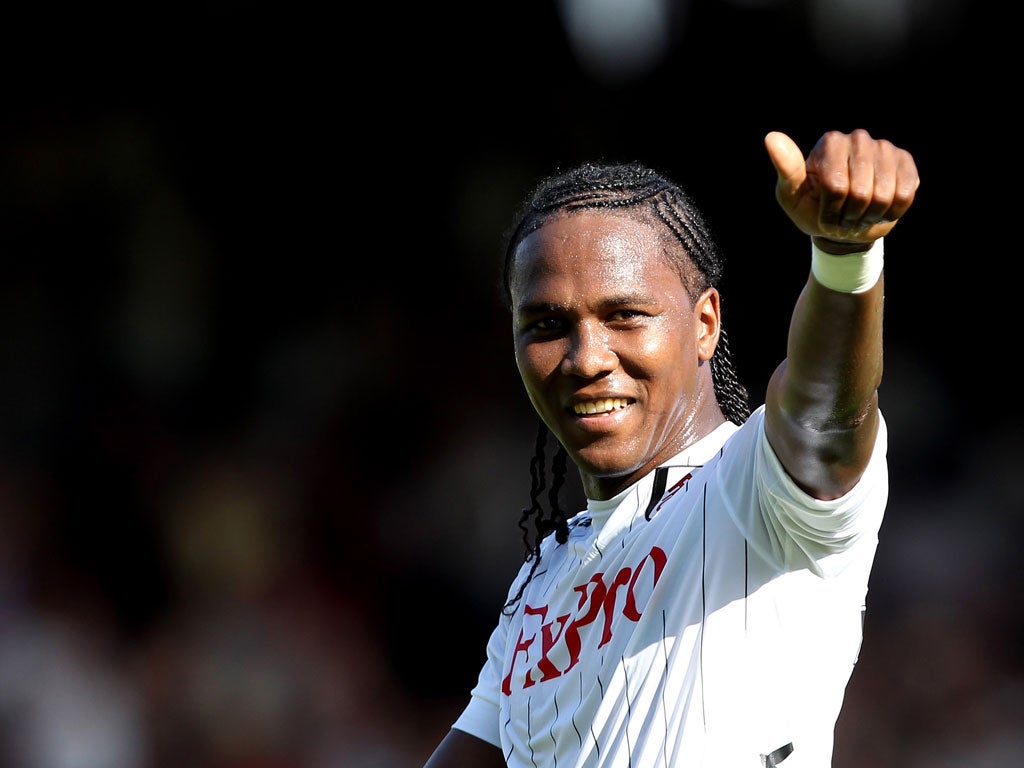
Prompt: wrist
<box><xmin>811</xmin><ymin>236</ymin><xmax>875</xmax><ymax>255</ymax></box>
<box><xmin>810</xmin><ymin>238</ymin><xmax>884</xmax><ymax>294</ymax></box>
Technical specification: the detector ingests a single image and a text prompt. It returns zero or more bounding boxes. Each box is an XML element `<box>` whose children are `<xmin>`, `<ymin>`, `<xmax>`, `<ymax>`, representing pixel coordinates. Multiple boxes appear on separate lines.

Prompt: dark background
<box><xmin>1</xmin><ymin>2</ymin><xmax>1020</xmax><ymax>766</ymax></box>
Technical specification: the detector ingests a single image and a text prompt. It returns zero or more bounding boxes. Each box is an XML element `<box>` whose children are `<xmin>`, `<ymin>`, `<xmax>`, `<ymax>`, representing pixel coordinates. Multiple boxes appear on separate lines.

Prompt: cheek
<box><xmin>515</xmin><ymin>340</ymin><xmax>564</xmax><ymax>382</ymax></box>
<box><xmin>636</xmin><ymin>323</ymin><xmax>695</xmax><ymax>383</ymax></box>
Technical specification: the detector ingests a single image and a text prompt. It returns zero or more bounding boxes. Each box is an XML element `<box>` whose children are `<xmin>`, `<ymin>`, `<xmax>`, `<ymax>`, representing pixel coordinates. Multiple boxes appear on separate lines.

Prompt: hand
<box><xmin>765</xmin><ymin>129</ymin><xmax>920</xmax><ymax>251</ymax></box>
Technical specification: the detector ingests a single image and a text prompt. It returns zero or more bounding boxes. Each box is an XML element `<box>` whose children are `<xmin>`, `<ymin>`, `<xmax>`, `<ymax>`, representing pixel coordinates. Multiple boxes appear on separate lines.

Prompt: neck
<box><xmin>580</xmin><ymin>406</ymin><xmax>727</xmax><ymax>501</ymax></box>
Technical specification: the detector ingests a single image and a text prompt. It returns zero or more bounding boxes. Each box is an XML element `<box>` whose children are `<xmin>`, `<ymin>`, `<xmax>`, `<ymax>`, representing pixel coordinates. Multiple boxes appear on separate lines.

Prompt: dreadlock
<box><xmin>501</xmin><ymin>161</ymin><xmax>751</xmax><ymax>615</ymax></box>
<box><xmin>502</xmin><ymin>420</ymin><xmax>570</xmax><ymax>614</ymax></box>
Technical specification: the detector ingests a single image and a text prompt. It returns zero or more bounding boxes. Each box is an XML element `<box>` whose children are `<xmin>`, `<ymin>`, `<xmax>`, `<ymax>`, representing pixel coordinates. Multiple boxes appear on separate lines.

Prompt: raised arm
<box><xmin>763</xmin><ymin>129</ymin><xmax>919</xmax><ymax>500</ymax></box>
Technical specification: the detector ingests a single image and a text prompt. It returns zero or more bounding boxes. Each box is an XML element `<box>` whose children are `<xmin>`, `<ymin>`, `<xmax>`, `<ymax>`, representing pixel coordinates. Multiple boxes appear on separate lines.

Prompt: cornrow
<box><xmin>501</xmin><ymin>160</ymin><xmax>751</xmax><ymax>613</ymax></box>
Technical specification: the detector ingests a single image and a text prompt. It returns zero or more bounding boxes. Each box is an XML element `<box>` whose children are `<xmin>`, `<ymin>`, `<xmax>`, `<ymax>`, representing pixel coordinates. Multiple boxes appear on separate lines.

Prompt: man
<box><xmin>424</xmin><ymin>129</ymin><xmax>919</xmax><ymax>767</ymax></box>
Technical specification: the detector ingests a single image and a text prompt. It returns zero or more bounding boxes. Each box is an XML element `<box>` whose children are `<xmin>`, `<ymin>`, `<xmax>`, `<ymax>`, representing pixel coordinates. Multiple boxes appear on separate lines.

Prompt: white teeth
<box><xmin>573</xmin><ymin>398</ymin><xmax>629</xmax><ymax>415</ymax></box>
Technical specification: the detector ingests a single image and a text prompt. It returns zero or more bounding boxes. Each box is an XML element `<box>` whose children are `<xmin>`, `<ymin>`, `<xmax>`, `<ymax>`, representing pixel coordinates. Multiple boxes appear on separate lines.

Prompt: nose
<box><xmin>560</xmin><ymin>321</ymin><xmax>618</xmax><ymax>378</ymax></box>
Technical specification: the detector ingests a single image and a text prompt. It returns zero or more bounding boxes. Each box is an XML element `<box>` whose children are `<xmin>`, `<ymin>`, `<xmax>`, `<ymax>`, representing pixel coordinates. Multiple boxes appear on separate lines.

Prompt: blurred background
<box><xmin>0</xmin><ymin>1</ymin><xmax>1020</xmax><ymax>766</ymax></box>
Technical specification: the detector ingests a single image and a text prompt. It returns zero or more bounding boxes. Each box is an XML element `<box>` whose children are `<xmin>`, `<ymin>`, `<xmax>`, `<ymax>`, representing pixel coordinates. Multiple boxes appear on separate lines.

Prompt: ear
<box><xmin>694</xmin><ymin>287</ymin><xmax>721</xmax><ymax>362</ymax></box>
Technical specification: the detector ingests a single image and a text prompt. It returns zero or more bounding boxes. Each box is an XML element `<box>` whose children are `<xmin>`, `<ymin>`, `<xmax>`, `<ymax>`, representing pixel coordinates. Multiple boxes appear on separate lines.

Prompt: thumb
<box><xmin>764</xmin><ymin>131</ymin><xmax>806</xmax><ymax>196</ymax></box>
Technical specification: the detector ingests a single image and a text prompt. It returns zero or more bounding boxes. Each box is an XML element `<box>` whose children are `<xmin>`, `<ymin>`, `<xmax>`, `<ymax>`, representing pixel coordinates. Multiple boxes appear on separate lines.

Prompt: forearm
<box><xmin>423</xmin><ymin>728</ymin><xmax>505</xmax><ymax>768</ymax></box>
<box><xmin>765</xmin><ymin>242</ymin><xmax>884</xmax><ymax>498</ymax></box>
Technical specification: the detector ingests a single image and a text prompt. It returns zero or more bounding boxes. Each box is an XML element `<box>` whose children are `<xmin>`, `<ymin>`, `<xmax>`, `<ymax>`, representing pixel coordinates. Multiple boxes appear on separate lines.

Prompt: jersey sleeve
<box><xmin>450</xmin><ymin>567</ymin><xmax>533</xmax><ymax>751</ymax></box>
<box><xmin>723</xmin><ymin>405</ymin><xmax>889</xmax><ymax>577</ymax></box>
<box><xmin>450</xmin><ymin>616</ymin><xmax>505</xmax><ymax>747</ymax></box>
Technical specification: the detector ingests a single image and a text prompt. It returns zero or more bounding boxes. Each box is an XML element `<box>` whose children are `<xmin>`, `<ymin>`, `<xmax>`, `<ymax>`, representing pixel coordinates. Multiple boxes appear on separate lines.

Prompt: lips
<box><xmin>572</xmin><ymin>397</ymin><xmax>631</xmax><ymax>415</ymax></box>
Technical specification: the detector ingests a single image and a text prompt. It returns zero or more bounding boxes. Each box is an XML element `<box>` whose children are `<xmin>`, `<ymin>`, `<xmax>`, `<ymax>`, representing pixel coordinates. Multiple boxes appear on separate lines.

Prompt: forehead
<box><xmin>509</xmin><ymin>210</ymin><xmax>685</xmax><ymax>300</ymax></box>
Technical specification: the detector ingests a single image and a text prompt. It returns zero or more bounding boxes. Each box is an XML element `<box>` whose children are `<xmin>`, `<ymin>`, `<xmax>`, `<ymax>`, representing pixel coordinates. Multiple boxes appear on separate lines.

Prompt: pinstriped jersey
<box><xmin>452</xmin><ymin>405</ymin><xmax>888</xmax><ymax>768</ymax></box>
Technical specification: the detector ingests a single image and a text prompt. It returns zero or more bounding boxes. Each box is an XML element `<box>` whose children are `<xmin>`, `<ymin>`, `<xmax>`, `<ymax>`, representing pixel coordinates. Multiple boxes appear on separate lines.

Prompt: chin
<box><xmin>570</xmin><ymin>446</ymin><xmax>644</xmax><ymax>480</ymax></box>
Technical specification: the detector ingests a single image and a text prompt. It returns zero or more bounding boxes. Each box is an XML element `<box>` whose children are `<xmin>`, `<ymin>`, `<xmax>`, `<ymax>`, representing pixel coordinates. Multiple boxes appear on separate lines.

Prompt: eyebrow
<box><xmin>517</xmin><ymin>293</ymin><xmax>658</xmax><ymax>316</ymax></box>
<box><xmin>601</xmin><ymin>293</ymin><xmax>657</xmax><ymax>307</ymax></box>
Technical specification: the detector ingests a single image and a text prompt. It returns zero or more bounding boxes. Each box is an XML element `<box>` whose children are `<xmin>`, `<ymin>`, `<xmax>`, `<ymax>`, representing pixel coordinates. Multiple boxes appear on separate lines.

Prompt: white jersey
<box><xmin>452</xmin><ymin>405</ymin><xmax>888</xmax><ymax>768</ymax></box>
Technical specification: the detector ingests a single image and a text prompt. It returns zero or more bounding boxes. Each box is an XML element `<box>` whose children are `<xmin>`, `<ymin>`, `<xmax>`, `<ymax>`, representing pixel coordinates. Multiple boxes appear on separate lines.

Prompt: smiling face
<box><xmin>509</xmin><ymin>210</ymin><xmax>726</xmax><ymax>500</ymax></box>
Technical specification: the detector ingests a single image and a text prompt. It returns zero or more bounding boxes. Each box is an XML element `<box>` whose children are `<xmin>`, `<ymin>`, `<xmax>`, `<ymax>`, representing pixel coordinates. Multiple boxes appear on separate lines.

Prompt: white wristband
<box><xmin>810</xmin><ymin>238</ymin><xmax>884</xmax><ymax>294</ymax></box>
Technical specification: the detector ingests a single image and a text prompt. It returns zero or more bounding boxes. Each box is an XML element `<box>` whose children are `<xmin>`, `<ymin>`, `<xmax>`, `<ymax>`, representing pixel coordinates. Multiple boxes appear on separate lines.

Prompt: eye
<box><xmin>607</xmin><ymin>308</ymin><xmax>647</xmax><ymax>324</ymax></box>
<box><xmin>525</xmin><ymin>316</ymin><xmax>568</xmax><ymax>334</ymax></box>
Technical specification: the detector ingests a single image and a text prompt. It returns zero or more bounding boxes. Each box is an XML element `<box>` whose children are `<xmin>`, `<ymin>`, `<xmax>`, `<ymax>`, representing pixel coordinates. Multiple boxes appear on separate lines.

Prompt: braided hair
<box><xmin>500</xmin><ymin>161</ymin><xmax>751</xmax><ymax>615</ymax></box>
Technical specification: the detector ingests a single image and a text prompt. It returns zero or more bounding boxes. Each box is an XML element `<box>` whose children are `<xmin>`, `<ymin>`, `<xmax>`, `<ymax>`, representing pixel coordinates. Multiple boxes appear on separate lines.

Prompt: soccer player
<box><xmin>424</xmin><ymin>128</ymin><xmax>920</xmax><ymax>767</ymax></box>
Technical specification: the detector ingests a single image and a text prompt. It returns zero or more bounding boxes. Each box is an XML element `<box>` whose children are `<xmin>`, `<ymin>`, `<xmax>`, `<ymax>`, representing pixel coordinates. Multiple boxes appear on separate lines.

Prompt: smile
<box><xmin>572</xmin><ymin>398</ymin><xmax>631</xmax><ymax>415</ymax></box>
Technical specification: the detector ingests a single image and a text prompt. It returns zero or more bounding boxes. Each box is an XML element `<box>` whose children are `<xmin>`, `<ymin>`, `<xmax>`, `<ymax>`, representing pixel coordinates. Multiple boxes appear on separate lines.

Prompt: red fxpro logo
<box><xmin>502</xmin><ymin>546</ymin><xmax>667</xmax><ymax>694</ymax></box>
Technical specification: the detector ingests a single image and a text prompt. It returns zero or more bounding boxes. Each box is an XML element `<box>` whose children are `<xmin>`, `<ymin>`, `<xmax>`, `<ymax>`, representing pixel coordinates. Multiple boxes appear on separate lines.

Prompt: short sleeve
<box><xmin>755</xmin><ymin>409</ymin><xmax>889</xmax><ymax>577</ymax></box>
<box><xmin>450</xmin><ymin>610</ymin><xmax>509</xmax><ymax>748</ymax></box>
